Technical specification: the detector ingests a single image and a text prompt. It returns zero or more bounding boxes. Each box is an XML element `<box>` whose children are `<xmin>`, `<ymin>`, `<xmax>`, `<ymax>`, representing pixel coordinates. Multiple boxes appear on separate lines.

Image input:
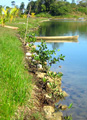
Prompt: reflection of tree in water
<box><xmin>48</xmin><ymin>42</ymin><xmax>64</xmax><ymax>49</ymax></box>
<box><xmin>36</xmin><ymin>21</ymin><xmax>87</xmax><ymax>37</ymax></box>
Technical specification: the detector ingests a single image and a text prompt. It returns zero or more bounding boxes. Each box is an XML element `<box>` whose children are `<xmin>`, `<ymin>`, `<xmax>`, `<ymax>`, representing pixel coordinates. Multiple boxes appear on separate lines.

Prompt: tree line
<box><xmin>0</xmin><ymin>0</ymin><xmax>87</xmax><ymax>16</ymax></box>
<box><xmin>26</xmin><ymin>0</ymin><xmax>87</xmax><ymax>16</ymax></box>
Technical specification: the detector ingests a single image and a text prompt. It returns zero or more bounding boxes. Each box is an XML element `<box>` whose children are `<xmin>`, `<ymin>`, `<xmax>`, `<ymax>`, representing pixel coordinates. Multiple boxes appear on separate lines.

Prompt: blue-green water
<box><xmin>35</xmin><ymin>20</ymin><xmax>87</xmax><ymax>120</ymax></box>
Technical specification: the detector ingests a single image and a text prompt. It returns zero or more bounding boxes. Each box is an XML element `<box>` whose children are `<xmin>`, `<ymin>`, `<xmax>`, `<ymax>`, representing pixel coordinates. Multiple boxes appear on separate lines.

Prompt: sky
<box><xmin>0</xmin><ymin>0</ymin><xmax>73</xmax><ymax>8</ymax></box>
<box><xmin>0</xmin><ymin>0</ymin><xmax>36</xmax><ymax>8</ymax></box>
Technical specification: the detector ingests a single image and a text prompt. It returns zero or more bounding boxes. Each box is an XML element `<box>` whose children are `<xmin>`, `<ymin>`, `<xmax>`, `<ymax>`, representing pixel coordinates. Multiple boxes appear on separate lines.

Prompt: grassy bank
<box><xmin>0</xmin><ymin>17</ymin><xmax>49</xmax><ymax>120</ymax></box>
<box><xmin>0</xmin><ymin>27</ymin><xmax>32</xmax><ymax>119</ymax></box>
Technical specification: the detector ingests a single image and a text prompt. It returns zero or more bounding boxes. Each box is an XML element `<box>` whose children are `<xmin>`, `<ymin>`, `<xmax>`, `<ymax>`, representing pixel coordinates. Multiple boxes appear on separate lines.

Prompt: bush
<box><xmin>36</xmin><ymin>12</ymin><xmax>52</xmax><ymax>18</ymax></box>
<box><xmin>78</xmin><ymin>7</ymin><xmax>87</xmax><ymax>15</ymax></box>
<box><xmin>50</xmin><ymin>1</ymin><xmax>72</xmax><ymax>16</ymax></box>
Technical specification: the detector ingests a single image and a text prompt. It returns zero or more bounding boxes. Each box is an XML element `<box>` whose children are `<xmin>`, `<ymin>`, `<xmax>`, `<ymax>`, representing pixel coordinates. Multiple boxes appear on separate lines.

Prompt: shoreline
<box><xmin>17</xmin><ymin>17</ymin><xmax>69</xmax><ymax>120</ymax></box>
<box><xmin>0</xmin><ymin>17</ymin><xmax>70</xmax><ymax>119</ymax></box>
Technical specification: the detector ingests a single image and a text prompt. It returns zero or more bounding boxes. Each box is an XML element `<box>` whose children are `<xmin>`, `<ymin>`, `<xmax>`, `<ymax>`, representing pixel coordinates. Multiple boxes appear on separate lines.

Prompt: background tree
<box><xmin>0</xmin><ymin>5</ymin><xmax>2</xmax><ymax>15</ymax></box>
<box><xmin>20</xmin><ymin>2</ymin><xmax>25</xmax><ymax>14</ymax></box>
<box><xmin>11</xmin><ymin>1</ymin><xmax>15</xmax><ymax>7</ymax></box>
<box><xmin>26</xmin><ymin>1</ymin><xmax>36</xmax><ymax>13</ymax></box>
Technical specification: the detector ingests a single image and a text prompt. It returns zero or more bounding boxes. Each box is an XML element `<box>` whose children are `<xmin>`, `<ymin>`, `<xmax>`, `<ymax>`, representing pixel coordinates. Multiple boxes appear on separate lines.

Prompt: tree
<box><xmin>0</xmin><ymin>5</ymin><xmax>2</xmax><ymax>15</ymax></box>
<box><xmin>11</xmin><ymin>1</ymin><xmax>15</xmax><ymax>7</ymax></box>
<box><xmin>50</xmin><ymin>1</ymin><xmax>72</xmax><ymax>16</ymax></box>
<box><xmin>78</xmin><ymin>0</ymin><xmax>87</xmax><ymax>7</ymax></box>
<box><xmin>44</xmin><ymin>0</ymin><xmax>56</xmax><ymax>11</ymax></box>
<box><xmin>20</xmin><ymin>2</ymin><xmax>25</xmax><ymax>13</ymax></box>
<box><xmin>72</xmin><ymin>0</ymin><xmax>75</xmax><ymax>3</ymax></box>
<box><xmin>26</xmin><ymin>1</ymin><xmax>36</xmax><ymax>13</ymax></box>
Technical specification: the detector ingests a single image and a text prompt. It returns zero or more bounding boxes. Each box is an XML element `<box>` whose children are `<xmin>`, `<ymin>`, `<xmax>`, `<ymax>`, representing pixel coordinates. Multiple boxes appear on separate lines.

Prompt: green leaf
<box><xmin>68</xmin><ymin>103</ymin><xmax>73</xmax><ymax>109</ymax></box>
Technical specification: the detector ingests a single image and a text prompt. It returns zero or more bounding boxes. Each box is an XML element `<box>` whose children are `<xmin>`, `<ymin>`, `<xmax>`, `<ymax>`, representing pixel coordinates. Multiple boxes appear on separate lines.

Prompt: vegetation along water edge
<box><xmin>0</xmin><ymin>15</ymin><xmax>75</xmax><ymax>120</ymax></box>
<box><xmin>1</xmin><ymin>0</ymin><xmax>87</xmax><ymax>118</ymax></box>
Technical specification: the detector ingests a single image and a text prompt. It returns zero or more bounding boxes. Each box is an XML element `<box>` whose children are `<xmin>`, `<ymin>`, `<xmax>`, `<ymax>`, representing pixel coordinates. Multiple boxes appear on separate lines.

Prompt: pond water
<box><xmin>35</xmin><ymin>20</ymin><xmax>87</xmax><ymax>120</ymax></box>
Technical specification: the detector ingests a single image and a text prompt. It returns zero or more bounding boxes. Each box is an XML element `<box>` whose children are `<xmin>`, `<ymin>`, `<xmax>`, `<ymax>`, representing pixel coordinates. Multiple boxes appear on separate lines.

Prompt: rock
<box><xmin>59</xmin><ymin>66</ymin><xmax>62</xmax><ymax>68</ymax></box>
<box><xmin>37</xmin><ymin>64</ymin><xmax>42</xmax><ymax>69</ymax></box>
<box><xmin>32</xmin><ymin>59</ymin><xmax>36</xmax><ymax>62</ymax></box>
<box><xmin>59</xmin><ymin>88</ymin><xmax>62</xmax><ymax>92</ymax></box>
<box><xmin>32</xmin><ymin>45</ymin><xmax>36</xmax><ymax>49</ymax></box>
<box><xmin>43</xmin><ymin>106</ymin><xmax>54</xmax><ymax>116</ymax></box>
<box><xmin>46</xmin><ymin>76</ymin><xmax>53</xmax><ymax>82</ymax></box>
<box><xmin>61</xmin><ymin>105</ymin><xmax>68</xmax><ymax>110</ymax></box>
<box><xmin>62</xmin><ymin>91</ymin><xmax>69</xmax><ymax>97</ymax></box>
<box><xmin>45</xmin><ymin>94</ymin><xmax>52</xmax><ymax>99</ymax></box>
<box><xmin>26</xmin><ymin>43</ymin><xmax>29</xmax><ymax>47</ymax></box>
<box><xmin>53</xmin><ymin>112</ymin><xmax>63</xmax><ymax>120</ymax></box>
<box><xmin>28</xmin><ymin>57</ymin><xmax>32</xmax><ymax>60</ymax></box>
<box><xmin>25</xmin><ymin>56</ymin><xmax>32</xmax><ymax>60</ymax></box>
<box><xmin>46</xmin><ymin>83</ymin><xmax>52</xmax><ymax>92</ymax></box>
<box><xmin>43</xmin><ymin>106</ymin><xmax>63</xmax><ymax>120</ymax></box>
<box><xmin>26</xmin><ymin>52</ymin><xmax>32</xmax><ymax>57</ymax></box>
<box><xmin>44</xmin><ymin>62</ymin><xmax>47</xmax><ymax>65</ymax></box>
<box><xmin>54</xmin><ymin>72</ymin><xmax>57</xmax><ymax>74</ymax></box>
<box><xmin>36</xmin><ymin>72</ymin><xmax>46</xmax><ymax>78</ymax></box>
<box><xmin>25</xmin><ymin>57</ymin><xmax>28</xmax><ymax>59</ymax></box>
<box><xmin>38</xmin><ymin>67</ymin><xmax>43</xmax><ymax>71</ymax></box>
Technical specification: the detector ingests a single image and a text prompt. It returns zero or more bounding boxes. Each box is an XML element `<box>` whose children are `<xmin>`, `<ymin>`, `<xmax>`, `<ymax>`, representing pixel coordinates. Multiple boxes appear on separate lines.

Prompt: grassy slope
<box><xmin>0</xmin><ymin>17</ymin><xmax>49</xmax><ymax>120</ymax></box>
<box><xmin>0</xmin><ymin>27</ymin><xmax>32</xmax><ymax>120</ymax></box>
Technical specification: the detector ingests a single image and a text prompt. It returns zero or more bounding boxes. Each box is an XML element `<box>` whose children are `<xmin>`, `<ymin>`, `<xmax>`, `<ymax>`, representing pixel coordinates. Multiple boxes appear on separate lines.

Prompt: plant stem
<box><xmin>24</xmin><ymin>4</ymin><xmax>31</xmax><ymax>44</ymax></box>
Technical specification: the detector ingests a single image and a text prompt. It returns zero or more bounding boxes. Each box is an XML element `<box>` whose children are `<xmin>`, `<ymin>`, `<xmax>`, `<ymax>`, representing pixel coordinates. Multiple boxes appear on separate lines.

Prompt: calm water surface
<box><xmin>35</xmin><ymin>20</ymin><xmax>87</xmax><ymax>120</ymax></box>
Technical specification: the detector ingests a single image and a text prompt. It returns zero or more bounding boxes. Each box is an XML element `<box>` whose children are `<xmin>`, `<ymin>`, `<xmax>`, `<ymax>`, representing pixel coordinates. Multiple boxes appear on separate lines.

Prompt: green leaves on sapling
<box><xmin>42</xmin><ymin>77</ymin><xmax>48</xmax><ymax>83</ymax></box>
<box><xmin>35</xmin><ymin>40</ymin><xmax>65</xmax><ymax>68</ymax></box>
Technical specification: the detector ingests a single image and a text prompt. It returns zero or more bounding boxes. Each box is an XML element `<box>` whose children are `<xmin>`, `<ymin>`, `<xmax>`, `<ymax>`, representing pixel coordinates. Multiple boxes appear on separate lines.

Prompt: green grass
<box><xmin>6</xmin><ymin>17</ymin><xmax>48</xmax><ymax>29</ymax></box>
<box><xmin>0</xmin><ymin>27</ymin><xmax>32</xmax><ymax>120</ymax></box>
<box><xmin>0</xmin><ymin>17</ymin><xmax>49</xmax><ymax>120</ymax></box>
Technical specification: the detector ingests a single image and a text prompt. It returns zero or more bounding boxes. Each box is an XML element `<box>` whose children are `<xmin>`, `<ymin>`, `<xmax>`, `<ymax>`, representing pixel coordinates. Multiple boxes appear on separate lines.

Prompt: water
<box><xmin>35</xmin><ymin>20</ymin><xmax>87</xmax><ymax>120</ymax></box>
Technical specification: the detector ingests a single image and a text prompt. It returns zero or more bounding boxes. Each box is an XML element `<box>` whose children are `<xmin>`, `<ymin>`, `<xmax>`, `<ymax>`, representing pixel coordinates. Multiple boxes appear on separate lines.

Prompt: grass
<box><xmin>0</xmin><ymin>27</ymin><xmax>32</xmax><ymax>120</ymax></box>
<box><xmin>0</xmin><ymin>17</ymin><xmax>49</xmax><ymax>120</ymax></box>
<box><xmin>6</xmin><ymin>17</ymin><xmax>48</xmax><ymax>29</ymax></box>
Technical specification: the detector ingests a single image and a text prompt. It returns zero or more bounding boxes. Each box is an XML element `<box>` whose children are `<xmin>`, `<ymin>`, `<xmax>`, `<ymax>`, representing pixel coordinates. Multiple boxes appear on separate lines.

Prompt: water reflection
<box><xmin>35</xmin><ymin>20</ymin><xmax>87</xmax><ymax>37</ymax></box>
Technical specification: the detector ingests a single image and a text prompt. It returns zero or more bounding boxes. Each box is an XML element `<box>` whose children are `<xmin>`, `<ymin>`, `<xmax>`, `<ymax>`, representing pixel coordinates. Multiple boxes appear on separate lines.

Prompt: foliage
<box><xmin>9</xmin><ymin>7</ymin><xmax>19</xmax><ymax>22</ymax></box>
<box><xmin>36</xmin><ymin>12</ymin><xmax>52</xmax><ymax>18</ymax></box>
<box><xmin>0</xmin><ymin>7</ymin><xmax>9</xmax><ymax>26</ymax></box>
<box><xmin>27</xmin><ymin>33</ymin><xmax>36</xmax><ymax>45</ymax></box>
<box><xmin>78</xmin><ymin>7</ymin><xmax>87</xmax><ymax>15</ymax></box>
<box><xmin>20</xmin><ymin>2</ymin><xmax>25</xmax><ymax>14</ymax></box>
<box><xmin>25</xmin><ymin>0</ymin><xmax>87</xmax><ymax>16</ymax></box>
<box><xmin>64</xmin><ymin>115</ymin><xmax>72</xmax><ymax>120</ymax></box>
<box><xmin>42</xmin><ymin>77</ymin><xmax>48</xmax><ymax>83</ymax></box>
<box><xmin>31</xmin><ymin>12</ymin><xmax>35</xmax><ymax>17</ymax></box>
<box><xmin>50</xmin><ymin>1</ymin><xmax>72</xmax><ymax>16</ymax></box>
<box><xmin>0</xmin><ymin>7</ymin><xmax>19</xmax><ymax>26</ymax></box>
<box><xmin>47</xmin><ymin>71</ymin><xmax>63</xmax><ymax>78</ymax></box>
<box><xmin>11</xmin><ymin>1</ymin><xmax>15</xmax><ymax>7</ymax></box>
<box><xmin>35</xmin><ymin>40</ymin><xmax>65</xmax><ymax>68</ymax></box>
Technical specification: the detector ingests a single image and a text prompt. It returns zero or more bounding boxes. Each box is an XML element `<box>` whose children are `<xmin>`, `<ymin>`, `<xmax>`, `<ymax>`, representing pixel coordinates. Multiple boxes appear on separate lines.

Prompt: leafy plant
<box><xmin>47</xmin><ymin>71</ymin><xmax>63</xmax><ymax>78</ymax></box>
<box><xmin>42</xmin><ymin>77</ymin><xmax>48</xmax><ymax>83</ymax></box>
<box><xmin>35</xmin><ymin>40</ymin><xmax>65</xmax><ymax>69</ymax></box>
<box><xmin>63</xmin><ymin>115</ymin><xmax>72</xmax><ymax>120</ymax></box>
<box><xmin>27</xmin><ymin>33</ymin><xmax>36</xmax><ymax>43</ymax></box>
<box><xmin>0</xmin><ymin>7</ymin><xmax>8</xmax><ymax>26</ymax></box>
<box><xmin>49</xmin><ymin>82</ymin><xmax>57</xmax><ymax>89</ymax></box>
